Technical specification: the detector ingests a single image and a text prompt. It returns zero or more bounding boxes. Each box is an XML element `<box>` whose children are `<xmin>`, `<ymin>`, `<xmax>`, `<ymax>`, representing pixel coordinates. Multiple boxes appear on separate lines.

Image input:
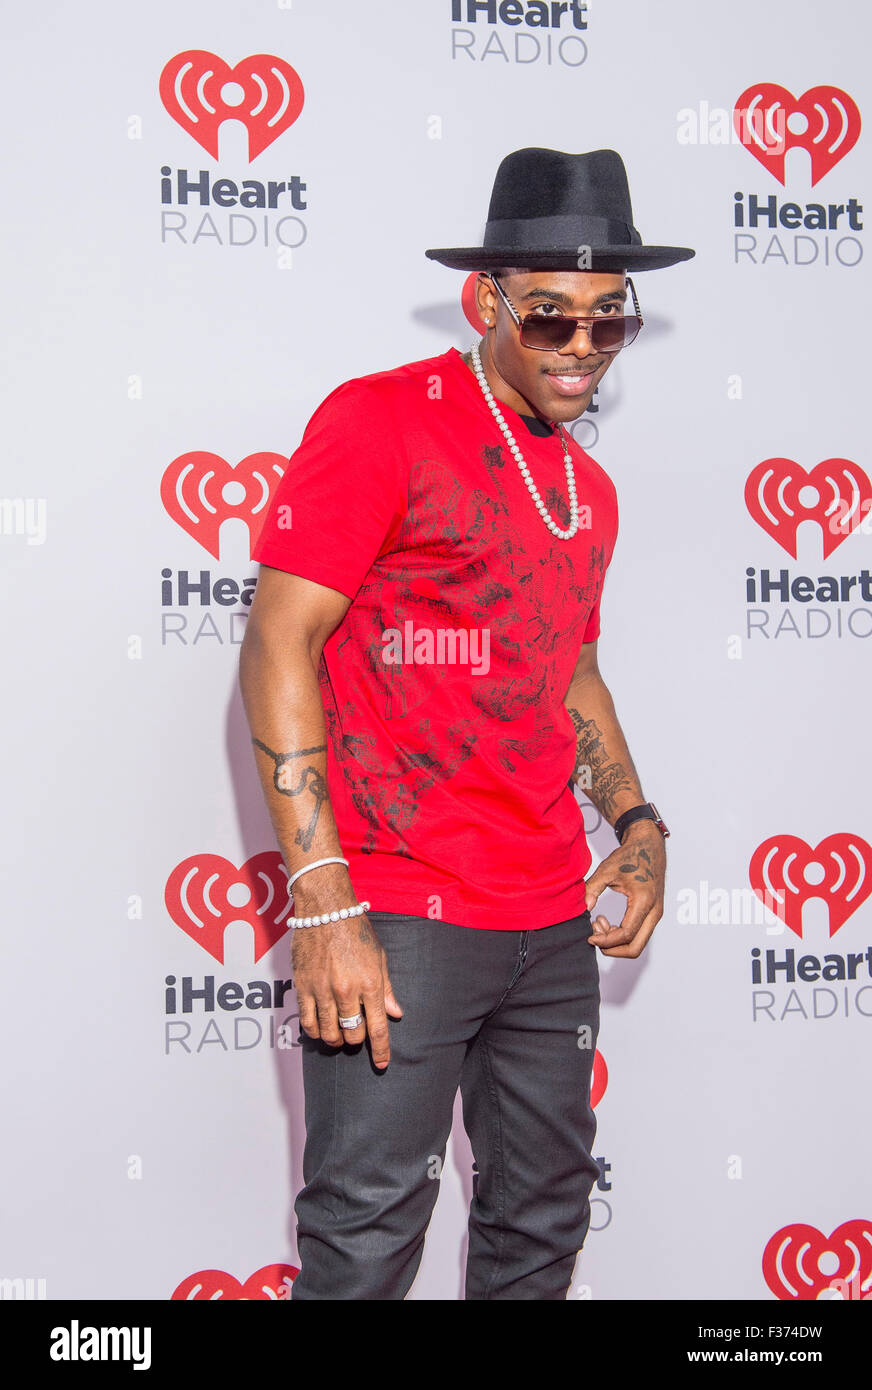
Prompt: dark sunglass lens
<box><xmin>591</xmin><ymin>316</ymin><xmax>640</xmax><ymax>351</ymax></box>
<box><xmin>520</xmin><ymin>316</ymin><xmax>575</xmax><ymax>350</ymax></box>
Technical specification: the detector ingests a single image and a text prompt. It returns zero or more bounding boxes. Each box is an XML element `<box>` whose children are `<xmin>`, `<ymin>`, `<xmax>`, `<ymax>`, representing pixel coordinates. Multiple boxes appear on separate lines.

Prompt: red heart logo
<box><xmin>172</xmin><ymin>1263</ymin><xmax>299</xmax><ymax>1300</ymax></box>
<box><xmin>749</xmin><ymin>834</ymin><xmax>872</xmax><ymax>939</ymax></box>
<box><xmin>590</xmin><ymin>1049</ymin><xmax>608</xmax><ymax>1109</ymax></box>
<box><xmin>734</xmin><ymin>83</ymin><xmax>861</xmax><ymax>185</ymax></box>
<box><xmin>763</xmin><ymin>1222</ymin><xmax>872</xmax><ymax>1299</ymax></box>
<box><xmin>462</xmin><ymin>273</ymin><xmax>488</xmax><ymax>335</ymax></box>
<box><xmin>160</xmin><ymin>51</ymin><xmax>305</xmax><ymax>161</ymax></box>
<box><xmin>161</xmin><ymin>451</ymin><xmax>287</xmax><ymax>560</ymax></box>
<box><xmin>744</xmin><ymin>457</ymin><xmax>872</xmax><ymax>560</ymax></box>
<box><xmin>165</xmin><ymin>852</ymin><xmax>292</xmax><ymax>963</ymax></box>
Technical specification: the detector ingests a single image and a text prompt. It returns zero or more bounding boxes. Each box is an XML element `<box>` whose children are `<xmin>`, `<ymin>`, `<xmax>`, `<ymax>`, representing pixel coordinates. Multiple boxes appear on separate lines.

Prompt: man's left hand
<box><xmin>584</xmin><ymin>820</ymin><xmax>666</xmax><ymax>958</ymax></box>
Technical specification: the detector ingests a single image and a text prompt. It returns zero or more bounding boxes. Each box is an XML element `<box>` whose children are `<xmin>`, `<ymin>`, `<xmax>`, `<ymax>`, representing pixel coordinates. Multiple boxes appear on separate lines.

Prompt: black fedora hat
<box><xmin>425</xmin><ymin>147</ymin><xmax>695</xmax><ymax>272</ymax></box>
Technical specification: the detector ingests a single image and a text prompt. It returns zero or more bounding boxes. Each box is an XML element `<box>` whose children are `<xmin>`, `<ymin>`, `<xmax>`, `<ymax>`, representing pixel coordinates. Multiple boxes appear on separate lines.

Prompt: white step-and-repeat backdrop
<box><xmin>2</xmin><ymin>0</ymin><xmax>869</xmax><ymax>1301</ymax></box>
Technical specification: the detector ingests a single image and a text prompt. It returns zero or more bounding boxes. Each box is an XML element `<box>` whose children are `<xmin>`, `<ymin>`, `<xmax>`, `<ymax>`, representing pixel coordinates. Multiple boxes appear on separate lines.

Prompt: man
<box><xmin>239</xmin><ymin>147</ymin><xmax>694</xmax><ymax>1300</ymax></box>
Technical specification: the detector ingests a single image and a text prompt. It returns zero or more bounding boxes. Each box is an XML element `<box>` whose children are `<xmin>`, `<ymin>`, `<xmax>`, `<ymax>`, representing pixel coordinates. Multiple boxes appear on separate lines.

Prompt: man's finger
<box><xmin>335</xmin><ymin>995</ymin><xmax>366</xmax><ymax>1043</ymax></box>
<box><xmin>584</xmin><ymin>871</ymin><xmax>611</xmax><ymax>912</ymax></box>
<box><xmin>382</xmin><ymin>962</ymin><xmax>404</xmax><ymax>1019</ymax></box>
<box><xmin>297</xmin><ymin>992</ymin><xmax>321</xmax><ymax>1039</ymax></box>
<box><xmin>586</xmin><ymin>896</ymin><xmax>650</xmax><ymax>949</ymax></box>
<box><xmin>360</xmin><ymin>986</ymin><xmax>392</xmax><ymax>1070</ymax></box>
<box><xmin>592</xmin><ymin>902</ymin><xmax>662</xmax><ymax>958</ymax></box>
<box><xmin>586</xmin><ymin>919</ymin><xmax>630</xmax><ymax>949</ymax></box>
<box><xmin>314</xmin><ymin>993</ymin><xmax>343</xmax><ymax>1047</ymax></box>
<box><xmin>607</xmin><ymin>893</ymin><xmax>649</xmax><ymax>939</ymax></box>
<box><xmin>584</xmin><ymin>864</ymin><xmax>633</xmax><ymax>912</ymax></box>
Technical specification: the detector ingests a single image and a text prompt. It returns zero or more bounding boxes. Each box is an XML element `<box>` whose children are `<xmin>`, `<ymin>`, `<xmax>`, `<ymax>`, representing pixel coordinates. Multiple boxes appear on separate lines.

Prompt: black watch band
<box><xmin>613</xmin><ymin>802</ymin><xmax>670</xmax><ymax>843</ymax></box>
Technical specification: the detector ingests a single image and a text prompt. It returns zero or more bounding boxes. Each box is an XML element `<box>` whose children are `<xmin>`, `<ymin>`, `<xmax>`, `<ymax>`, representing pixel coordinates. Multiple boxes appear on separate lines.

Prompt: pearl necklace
<box><xmin>469</xmin><ymin>342</ymin><xmax>580</xmax><ymax>541</ymax></box>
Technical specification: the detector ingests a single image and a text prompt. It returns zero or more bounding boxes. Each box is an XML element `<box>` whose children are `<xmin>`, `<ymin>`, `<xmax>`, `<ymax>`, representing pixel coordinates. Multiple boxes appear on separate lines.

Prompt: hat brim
<box><xmin>424</xmin><ymin>244</ymin><xmax>695</xmax><ymax>271</ymax></box>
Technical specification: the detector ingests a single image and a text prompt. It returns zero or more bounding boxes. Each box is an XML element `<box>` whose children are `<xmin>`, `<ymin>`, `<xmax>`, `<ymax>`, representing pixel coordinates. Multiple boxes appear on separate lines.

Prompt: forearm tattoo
<box><xmin>566</xmin><ymin>709</ymin><xmax>634</xmax><ymax>820</ymax></box>
<box><xmin>252</xmin><ymin>739</ymin><xmax>328</xmax><ymax>852</ymax></box>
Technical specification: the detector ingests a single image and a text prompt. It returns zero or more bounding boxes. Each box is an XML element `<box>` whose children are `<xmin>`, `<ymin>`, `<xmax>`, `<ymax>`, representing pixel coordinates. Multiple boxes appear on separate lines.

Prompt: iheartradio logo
<box><xmin>749</xmin><ymin>834</ymin><xmax>872</xmax><ymax>940</ymax></box>
<box><xmin>172</xmin><ymin>1263</ymin><xmax>299</xmax><ymax>1299</ymax></box>
<box><xmin>734</xmin><ymin>84</ymin><xmax>861</xmax><ymax>185</ymax></box>
<box><xmin>161</xmin><ymin>452</ymin><xmax>287</xmax><ymax>559</ymax></box>
<box><xmin>160</xmin><ymin>51</ymin><xmax>305</xmax><ymax>161</ymax></box>
<box><xmin>165</xmin><ymin>853</ymin><xmax>291</xmax><ymax>964</ymax></box>
<box><xmin>745</xmin><ymin>457</ymin><xmax>872</xmax><ymax>560</ymax></box>
<box><xmin>763</xmin><ymin>1221</ymin><xmax>872</xmax><ymax>1300</ymax></box>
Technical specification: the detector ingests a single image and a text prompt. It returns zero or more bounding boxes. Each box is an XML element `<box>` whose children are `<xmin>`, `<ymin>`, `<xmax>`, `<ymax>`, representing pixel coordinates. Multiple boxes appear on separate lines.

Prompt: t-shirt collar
<box><xmin>445</xmin><ymin>346</ymin><xmax>556</xmax><ymax>437</ymax></box>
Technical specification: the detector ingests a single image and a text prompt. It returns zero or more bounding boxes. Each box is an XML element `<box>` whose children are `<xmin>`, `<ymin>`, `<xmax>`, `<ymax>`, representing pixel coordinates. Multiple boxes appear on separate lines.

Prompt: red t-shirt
<box><xmin>252</xmin><ymin>346</ymin><xmax>618</xmax><ymax>930</ymax></box>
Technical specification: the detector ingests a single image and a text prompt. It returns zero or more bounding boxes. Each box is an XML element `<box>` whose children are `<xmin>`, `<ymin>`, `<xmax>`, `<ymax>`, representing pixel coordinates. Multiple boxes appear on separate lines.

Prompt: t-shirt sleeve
<box><xmin>581</xmin><ymin>594</ymin><xmax>603</xmax><ymax>644</ymax></box>
<box><xmin>251</xmin><ymin>379</ymin><xmax>407</xmax><ymax>601</ymax></box>
<box><xmin>580</xmin><ymin>478</ymin><xmax>619</xmax><ymax>643</ymax></box>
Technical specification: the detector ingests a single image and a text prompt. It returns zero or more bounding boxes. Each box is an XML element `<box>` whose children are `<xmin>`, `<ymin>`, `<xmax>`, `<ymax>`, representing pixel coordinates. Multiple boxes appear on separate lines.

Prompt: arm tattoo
<box><xmin>251</xmin><ymin>739</ymin><xmax>328</xmax><ymax>852</ymax></box>
<box><xmin>566</xmin><ymin>708</ymin><xmax>634</xmax><ymax>820</ymax></box>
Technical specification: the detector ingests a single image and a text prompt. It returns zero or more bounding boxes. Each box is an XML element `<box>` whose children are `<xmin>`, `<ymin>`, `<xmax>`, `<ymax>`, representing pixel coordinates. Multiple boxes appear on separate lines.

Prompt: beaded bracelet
<box><xmin>289</xmin><ymin>900</ymin><xmax>371</xmax><ymax>930</ymax></box>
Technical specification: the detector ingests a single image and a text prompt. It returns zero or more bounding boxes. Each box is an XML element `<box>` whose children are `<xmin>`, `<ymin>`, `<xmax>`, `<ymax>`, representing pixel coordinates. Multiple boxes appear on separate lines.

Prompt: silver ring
<box><xmin>338</xmin><ymin>1012</ymin><xmax>364</xmax><ymax>1029</ymax></box>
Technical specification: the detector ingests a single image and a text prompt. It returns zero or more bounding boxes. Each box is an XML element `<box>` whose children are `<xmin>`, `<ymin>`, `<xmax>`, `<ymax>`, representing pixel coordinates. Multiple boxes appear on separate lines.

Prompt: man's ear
<box><xmin>476</xmin><ymin>273</ymin><xmax>495</xmax><ymax>323</ymax></box>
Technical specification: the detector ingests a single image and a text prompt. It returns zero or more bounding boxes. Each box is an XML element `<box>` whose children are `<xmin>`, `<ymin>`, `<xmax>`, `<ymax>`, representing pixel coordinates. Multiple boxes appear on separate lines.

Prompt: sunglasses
<box><xmin>486</xmin><ymin>273</ymin><xmax>644</xmax><ymax>352</ymax></box>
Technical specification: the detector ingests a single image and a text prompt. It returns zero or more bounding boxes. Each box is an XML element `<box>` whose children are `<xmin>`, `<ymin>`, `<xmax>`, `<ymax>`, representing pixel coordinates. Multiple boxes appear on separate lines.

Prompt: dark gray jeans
<box><xmin>290</xmin><ymin>908</ymin><xmax>601</xmax><ymax>1300</ymax></box>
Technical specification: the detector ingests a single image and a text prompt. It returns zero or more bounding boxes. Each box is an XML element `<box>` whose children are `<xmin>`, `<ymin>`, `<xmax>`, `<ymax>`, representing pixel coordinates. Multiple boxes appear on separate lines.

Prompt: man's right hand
<box><xmin>291</xmin><ymin>914</ymin><xmax>403</xmax><ymax>1069</ymax></box>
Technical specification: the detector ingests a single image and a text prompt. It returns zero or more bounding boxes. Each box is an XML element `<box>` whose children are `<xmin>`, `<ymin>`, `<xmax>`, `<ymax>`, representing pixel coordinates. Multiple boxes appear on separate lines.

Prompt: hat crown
<box><xmin>487</xmin><ymin>147</ymin><xmax>635</xmax><ymax>227</ymax></box>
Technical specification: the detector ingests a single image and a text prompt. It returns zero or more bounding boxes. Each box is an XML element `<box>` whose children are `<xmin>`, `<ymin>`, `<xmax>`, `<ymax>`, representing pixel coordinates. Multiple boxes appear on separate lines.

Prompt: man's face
<box><xmin>474</xmin><ymin>268</ymin><xmax>628</xmax><ymax>424</ymax></box>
